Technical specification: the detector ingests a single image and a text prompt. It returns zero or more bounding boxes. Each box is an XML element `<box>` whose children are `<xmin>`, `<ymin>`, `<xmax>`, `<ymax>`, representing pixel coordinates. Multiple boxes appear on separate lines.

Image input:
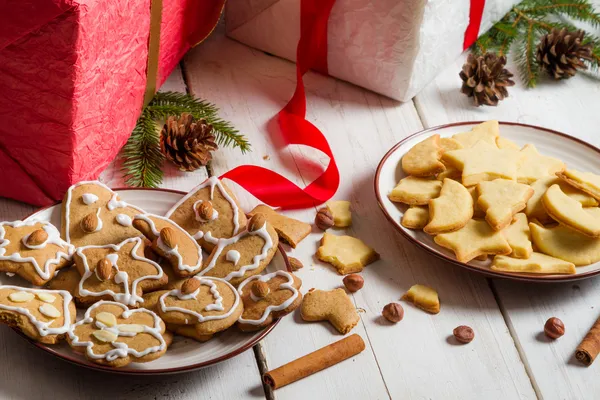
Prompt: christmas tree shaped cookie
<box><xmin>477</xmin><ymin>179</ymin><xmax>534</xmax><ymax>231</ymax></box>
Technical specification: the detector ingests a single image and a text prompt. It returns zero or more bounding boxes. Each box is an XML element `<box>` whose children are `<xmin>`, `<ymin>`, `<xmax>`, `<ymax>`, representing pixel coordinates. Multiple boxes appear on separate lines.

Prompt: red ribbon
<box><xmin>220</xmin><ymin>0</ymin><xmax>339</xmax><ymax>209</ymax></box>
<box><xmin>463</xmin><ymin>0</ymin><xmax>486</xmax><ymax>50</ymax></box>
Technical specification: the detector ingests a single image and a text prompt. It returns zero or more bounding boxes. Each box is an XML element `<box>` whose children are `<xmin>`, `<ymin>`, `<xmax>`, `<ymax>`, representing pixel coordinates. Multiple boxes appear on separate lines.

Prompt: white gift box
<box><xmin>226</xmin><ymin>0</ymin><xmax>520</xmax><ymax>101</ymax></box>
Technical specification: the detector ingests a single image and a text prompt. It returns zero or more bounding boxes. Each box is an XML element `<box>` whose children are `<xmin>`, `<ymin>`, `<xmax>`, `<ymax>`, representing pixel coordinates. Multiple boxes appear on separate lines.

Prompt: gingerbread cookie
<box><xmin>452</xmin><ymin>121</ymin><xmax>499</xmax><ymax>148</ymax></box>
<box><xmin>477</xmin><ymin>179</ymin><xmax>533</xmax><ymax>231</ymax></box>
<box><xmin>199</xmin><ymin>214</ymin><xmax>279</xmax><ymax>286</ymax></box>
<box><xmin>316</xmin><ymin>232</ymin><xmax>379</xmax><ymax>275</ymax></box>
<box><xmin>542</xmin><ymin>184</ymin><xmax>600</xmax><ymax>237</ymax></box>
<box><xmin>0</xmin><ymin>286</ymin><xmax>75</xmax><ymax>344</ymax></box>
<box><xmin>388</xmin><ymin>176</ymin><xmax>442</xmax><ymax>205</ymax></box>
<box><xmin>248</xmin><ymin>205</ymin><xmax>311</xmax><ymax>248</ymax></box>
<box><xmin>73</xmin><ymin>237</ymin><xmax>167</xmax><ymax>307</ymax></box>
<box><xmin>0</xmin><ymin>220</ymin><xmax>74</xmax><ymax>286</ymax></box>
<box><xmin>301</xmin><ymin>288</ymin><xmax>359</xmax><ymax>334</ymax></box>
<box><xmin>401</xmin><ymin>134</ymin><xmax>445</xmax><ymax>177</ymax></box>
<box><xmin>67</xmin><ymin>301</ymin><xmax>169</xmax><ymax>367</ymax></box>
<box><xmin>424</xmin><ymin>178</ymin><xmax>473</xmax><ymax>234</ymax></box>
<box><xmin>133</xmin><ymin>213</ymin><xmax>203</xmax><ymax>277</ymax></box>
<box><xmin>491</xmin><ymin>253</ymin><xmax>576</xmax><ymax>275</ymax></box>
<box><xmin>237</xmin><ymin>271</ymin><xmax>302</xmax><ymax>332</ymax></box>
<box><xmin>164</xmin><ymin>176</ymin><xmax>247</xmax><ymax>252</ymax></box>
<box><xmin>62</xmin><ymin>181</ymin><xmax>144</xmax><ymax>247</ymax></box>
<box><xmin>530</xmin><ymin>222</ymin><xmax>600</xmax><ymax>266</ymax></box>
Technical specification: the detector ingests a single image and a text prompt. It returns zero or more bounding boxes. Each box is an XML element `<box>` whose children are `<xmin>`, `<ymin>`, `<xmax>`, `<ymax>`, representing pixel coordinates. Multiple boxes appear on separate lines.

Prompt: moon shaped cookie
<box><xmin>165</xmin><ymin>177</ymin><xmax>247</xmax><ymax>252</ymax></box>
<box><xmin>530</xmin><ymin>222</ymin><xmax>600</xmax><ymax>266</ymax></box>
<box><xmin>401</xmin><ymin>134</ymin><xmax>445</xmax><ymax>177</ymax></box>
<box><xmin>424</xmin><ymin>178</ymin><xmax>473</xmax><ymax>234</ymax></box>
<box><xmin>542</xmin><ymin>184</ymin><xmax>600</xmax><ymax>237</ymax></box>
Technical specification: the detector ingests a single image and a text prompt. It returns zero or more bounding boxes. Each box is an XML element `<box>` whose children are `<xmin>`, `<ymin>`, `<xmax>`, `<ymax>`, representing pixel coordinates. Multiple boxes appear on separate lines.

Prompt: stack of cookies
<box><xmin>0</xmin><ymin>177</ymin><xmax>306</xmax><ymax>368</ymax></box>
<box><xmin>390</xmin><ymin>120</ymin><xmax>600</xmax><ymax>275</ymax></box>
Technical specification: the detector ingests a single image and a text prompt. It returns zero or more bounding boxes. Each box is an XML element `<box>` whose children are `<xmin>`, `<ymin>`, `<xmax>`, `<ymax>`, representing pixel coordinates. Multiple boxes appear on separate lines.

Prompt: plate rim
<box><xmin>17</xmin><ymin>186</ymin><xmax>290</xmax><ymax>375</ymax></box>
<box><xmin>374</xmin><ymin>121</ymin><xmax>600</xmax><ymax>283</ymax></box>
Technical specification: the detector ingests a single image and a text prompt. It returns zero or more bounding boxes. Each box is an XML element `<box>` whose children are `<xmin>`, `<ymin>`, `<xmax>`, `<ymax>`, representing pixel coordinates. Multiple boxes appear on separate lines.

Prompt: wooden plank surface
<box><xmin>184</xmin><ymin>28</ymin><xmax>536</xmax><ymax>399</ymax></box>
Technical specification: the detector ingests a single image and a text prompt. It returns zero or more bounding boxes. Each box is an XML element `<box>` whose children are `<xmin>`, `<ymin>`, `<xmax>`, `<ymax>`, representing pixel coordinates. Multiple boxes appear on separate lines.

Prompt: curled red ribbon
<box><xmin>464</xmin><ymin>0</ymin><xmax>486</xmax><ymax>50</ymax></box>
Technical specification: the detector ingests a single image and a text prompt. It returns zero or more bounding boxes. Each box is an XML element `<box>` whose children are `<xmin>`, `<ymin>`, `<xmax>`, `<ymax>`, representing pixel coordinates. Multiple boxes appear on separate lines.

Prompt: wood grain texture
<box><xmin>184</xmin><ymin>27</ymin><xmax>536</xmax><ymax>399</ymax></box>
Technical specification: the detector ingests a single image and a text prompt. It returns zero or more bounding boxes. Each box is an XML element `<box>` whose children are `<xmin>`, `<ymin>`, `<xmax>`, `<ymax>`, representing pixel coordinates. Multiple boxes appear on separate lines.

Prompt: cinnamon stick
<box><xmin>576</xmin><ymin>317</ymin><xmax>600</xmax><ymax>366</ymax></box>
<box><xmin>263</xmin><ymin>334</ymin><xmax>365</xmax><ymax>389</ymax></box>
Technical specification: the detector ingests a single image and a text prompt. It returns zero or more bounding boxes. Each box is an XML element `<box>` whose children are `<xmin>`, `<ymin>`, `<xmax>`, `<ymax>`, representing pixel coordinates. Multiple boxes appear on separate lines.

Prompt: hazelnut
<box><xmin>544</xmin><ymin>317</ymin><xmax>565</xmax><ymax>339</ymax></box>
<box><xmin>27</xmin><ymin>229</ymin><xmax>48</xmax><ymax>246</ymax></box>
<box><xmin>343</xmin><ymin>274</ymin><xmax>364</xmax><ymax>292</ymax></box>
<box><xmin>315</xmin><ymin>208</ymin><xmax>334</xmax><ymax>230</ymax></box>
<box><xmin>81</xmin><ymin>212</ymin><xmax>98</xmax><ymax>233</ymax></box>
<box><xmin>288</xmin><ymin>257</ymin><xmax>303</xmax><ymax>271</ymax></box>
<box><xmin>453</xmin><ymin>325</ymin><xmax>475</xmax><ymax>343</ymax></box>
<box><xmin>197</xmin><ymin>201</ymin><xmax>214</xmax><ymax>220</ymax></box>
<box><xmin>382</xmin><ymin>303</ymin><xmax>404</xmax><ymax>323</ymax></box>
<box><xmin>159</xmin><ymin>227</ymin><xmax>176</xmax><ymax>249</ymax></box>
<box><xmin>251</xmin><ymin>281</ymin><xmax>270</xmax><ymax>298</ymax></box>
<box><xmin>181</xmin><ymin>278</ymin><xmax>201</xmax><ymax>295</ymax></box>
<box><xmin>96</xmin><ymin>258</ymin><xmax>113</xmax><ymax>281</ymax></box>
<box><xmin>248</xmin><ymin>214</ymin><xmax>267</xmax><ymax>232</ymax></box>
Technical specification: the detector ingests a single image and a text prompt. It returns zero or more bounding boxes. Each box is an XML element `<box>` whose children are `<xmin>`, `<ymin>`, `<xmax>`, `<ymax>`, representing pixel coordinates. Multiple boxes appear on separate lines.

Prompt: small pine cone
<box><xmin>537</xmin><ymin>28</ymin><xmax>593</xmax><ymax>80</ymax></box>
<box><xmin>160</xmin><ymin>113</ymin><xmax>218</xmax><ymax>171</ymax></box>
<box><xmin>459</xmin><ymin>52</ymin><xmax>515</xmax><ymax>107</ymax></box>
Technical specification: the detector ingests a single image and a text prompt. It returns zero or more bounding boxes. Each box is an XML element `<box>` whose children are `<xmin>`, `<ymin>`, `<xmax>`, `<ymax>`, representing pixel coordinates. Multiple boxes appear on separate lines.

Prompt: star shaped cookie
<box><xmin>516</xmin><ymin>144</ymin><xmax>565</xmax><ymax>184</ymax></box>
<box><xmin>451</xmin><ymin>120</ymin><xmax>499</xmax><ymax>148</ymax></box>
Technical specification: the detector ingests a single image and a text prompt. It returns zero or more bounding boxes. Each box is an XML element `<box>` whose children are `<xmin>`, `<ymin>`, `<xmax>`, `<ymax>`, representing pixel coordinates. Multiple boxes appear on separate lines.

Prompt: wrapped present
<box><xmin>0</xmin><ymin>0</ymin><xmax>224</xmax><ymax>206</ymax></box>
<box><xmin>225</xmin><ymin>0</ymin><xmax>520</xmax><ymax>102</ymax></box>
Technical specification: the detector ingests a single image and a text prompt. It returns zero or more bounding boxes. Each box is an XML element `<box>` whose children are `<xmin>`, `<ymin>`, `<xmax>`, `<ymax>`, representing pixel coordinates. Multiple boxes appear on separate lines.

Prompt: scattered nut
<box><xmin>453</xmin><ymin>325</ymin><xmax>475</xmax><ymax>343</ymax></box>
<box><xmin>343</xmin><ymin>274</ymin><xmax>364</xmax><ymax>292</ymax></box>
<box><xmin>248</xmin><ymin>213</ymin><xmax>267</xmax><ymax>232</ymax></box>
<box><xmin>160</xmin><ymin>227</ymin><xmax>177</xmax><ymax>249</ymax></box>
<box><xmin>181</xmin><ymin>278</ymin><xmax>201</xmax><ymax>294</ymax></box>
<box><xmin>315</xmin><ymin>208</ymin><xmax>334</xmax><ymax>230</ymax></box>
<box><xmin>251</xmin><ymin>281</ymin><xmax>270</xmax><ymax>298</ymax></box>
<box><xmin>382</xmin><ymin>303</ymin><xmax>404</xmax><ymax>323</ymax></box>
<box><xmin>544</xmin><ymin>317</ymin><xmax>565</xmax><ymax>339</ymax></box>
<box><xmin>288</xmin><ymin>257</ymin><xmax>304</xmax><ymax>271</ymax></box>
<box><xmin>197</xmin><ymin>201</ymin><xmax>214</xmax><ymax>220</ymax></box>
<box><xmin>96</xmin><ymin>258</ymin><xmax>113</xmax><ymax>281</ymax></box>
<box><xmin>81</xmin><ymin>213</ymin><xmax>98</xmax><ymax>233</ymax></box>
<box><xmin>27</xmin><ymin>229</ymin><xmax>48</xmax><ymax>246</ymax></box>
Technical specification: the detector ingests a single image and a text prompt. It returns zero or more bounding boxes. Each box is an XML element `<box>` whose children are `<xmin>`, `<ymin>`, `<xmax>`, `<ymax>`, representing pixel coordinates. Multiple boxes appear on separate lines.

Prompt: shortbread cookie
<box><xmin>434</xmin><ymin>219</ymin><xmax>512</xmax><ymax>263</ymax></box>
<box><xmin>388</xmin><ymin>176</ymin><xmax>442</xmax><ymax>205</ymax></box>
<box><xmin>468</xmin><ymin>187</ymin><xmax>485</xmax><ymax>218</ymax></box>
<box><xmin>477</xmin><ymin>179</ymin><xmax>534</xmax><ymax>231</ymax></box>
<box><xmin>496</xmin><ymin>136</ymin><xmax>520</xmax><ymax>150</ymax></box>
<box><xmin>0</xmin><ymin>286</ymin><xmax>75</xmax><ymax>344</ymax></box>
<box><xmin>516</xmin><ymin>144</ymin><xmax>565</xmax><ymax>184</ymax></box>
<box><xmin>557</xmin><ymin>169</ymin><xmax>600</xmax><ymax>201</ymax></box>
<box><xmin>237</xmin><ymin>271</ymin><xmax>302</xmax><ymax>332</ymax></box>
<box><xmin>440</xmin><ymin>137</ymin><xmax>463</xmax><ymax>152</ymax></box>
<box><xmin>67</xmin><ymin>301</ymin><xmax>168</xmax><ymax>367</ymax></box>
<box><xmin>316</xmin><ymin>232</ymin><xmax>379</xmax><ymax>275</ymax></box>
<box><xmin>491</xmin><ymin>253</ymin><xmax>576</xmax><ymax>275</ymax></box>
<box><xmin>248</xmin><ymin>205</ymin><xmax>311</xmax><ymax>248</ymax></box>
<box><xmin>301</xmin><ymin>288</ymin><xmax>359</xmax><ymax>334</ymax></box>
<box><xmin>424</xmin><ymin>179</ymin><xmax>473</xmax><ymax>234</ymax></box>
<box><xmin>401</xmin><ymin>206</ymin><xmax>429</xmax><ymax>229</ymax></box>
<box><xmin>436</xmin><ymin>167</ymin><xmax>462</xmax><ymax>182</ymax></box>
<box><xmin>199</xmin><ymin>214</ymin><xmax>279</xmax><ymax>286</ymax></box>
<box><xmin>452</xmin><ymin>120</ymin><xmax>499</xmax><ymax>148</ymax></box>
<box><xmin>133</xmin><ymin>214</ymin><xmax>203</xmax><ymax>277</ymax></box>
<box><xmin>157</xmin><ymin>277</ymin><xmax>242</xmax><ymax>339</ymax></box>
<box><xmin>401</xmin><ymin>134</ymin><xmax>445</xmax><ymax>177</ymax></box>
<box><xmin>62</xmin><ymin>181</ymin><xmax>144</xmax><ymax>247</ymax></box>
<box><xmin>530</xmin><ymin>222</ymin><xmax>600</xmax><ymax>266</ymax></box>
<box><xmin>542</xmin><ymin>184</ymin><xmax>600</xmax><ymax>237</ymax></box>
<box><xmin>164</xmin><ymin>177</ymin><xmax>247</xmax><ymax>252</ymax></box>
<box><xmin>503</xmin><ymin>214</ymin><xmax>533</xmax><ymax>259</ymax></box>
<box><xmin>0</xmin><ymin>220</ymin><xmax>74</xmax><ymax>286</ymax></box>
<box><xmin>443</xmin><ymin>140</ymin><xmax>522</xmax><ymax>187</ymax></box>
<box><xmin>326</xmin><ymin>201</ymin><xmax>352</xmax><ymax>228</ymax></box>
<box><xmin>73</xmin><ymin>237</ymin><xmax>167</xmax><ymax>307</ymax></box>
<box><xmin>526</xmin><ymin>177</ymin><xmax>598</xmax><ymax>223</ymax></box>
<box><xmin>402</xmin><ymin>284</ymin><xmax>440</xmax><ymax>314</ymax></box>
<box><xmin>438</xmin><ymin>138</ymin><xmax>463</xmax><ymax>181</ymax></box>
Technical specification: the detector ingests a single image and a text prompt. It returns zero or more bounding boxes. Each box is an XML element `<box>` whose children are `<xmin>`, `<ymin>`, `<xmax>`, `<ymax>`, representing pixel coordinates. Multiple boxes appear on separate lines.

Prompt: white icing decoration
<box><xmin>159</xmin><ymin>277</ymin><xmax>239</xmax><ymax>322</ymax></box>
<box><xmin>0</xmin><ymin>286</ymin><xmax>72</xmax><ymax>336</ymax></box>
<box><xmin>5</xmin><ymin>272</ymin><xmax>14</xmax><ymax>277</ymax></box>
<box><xmin>133</xmin><ymin>214</ymin><xmax>202</xmax><ymax>273</ymax></box>
<box><xmin>0</xmin><ymin>220</ymin><xmax>74</xmax><ymax>281</ymax></box>
<box><xmin>82</xmin><ymin>193</ymin><xmax>99</xmax><ymax>205</ymax></box>
<box><xmin>203</xmin><ymin>231</ymin><xmax>219</xmax><ymax>244</ymax></box>
<box><xmin>107</xmin><ymin>193</ymin><xmax>128</xmax><ymax>211</ymax></box>
<box><xmin>93</xmin><ymin>208</ymin><xmax>103</xmax><ymax>232</ymax></box>
<box><xmin>192</xmin><ymin>231</ymin><xmax>204</xmax><ymax>240</ymax></box>
<box><xmin>164</xmin><ymin>176</ymin><xmax>241</xmax><ymax>242</ymax></box>
<box><xmin>192</xmin><ymin>200</ymin><xmax>219</xmax><ymax>222</ymax></box>
<box><xmin>115</xmin><ymin>214</ymin><xmax>132</xmax><ymax>227</ymax></box>
<box><xmin>77</xmin><ymin>237</ymin><xmax>163</xmax><ymax>306</ymax></box>
<box><xmin>198</xmin><ymin>222</ymin><xmax>273</xmax><ymax>282</ymax></box>
<box><xmin>68</xmin><ymin>301</ymin><xmax>166</xmax><ymax>362</ymax></box>
<box><xmin>226</xmin><ymin>250</ymin><xmax>241</xmax><ymax>266</ymax></box>
<box><xmin>237</xmin><ymin>271</ymin><xmax>299</xmax><ymax>325</ymax></box>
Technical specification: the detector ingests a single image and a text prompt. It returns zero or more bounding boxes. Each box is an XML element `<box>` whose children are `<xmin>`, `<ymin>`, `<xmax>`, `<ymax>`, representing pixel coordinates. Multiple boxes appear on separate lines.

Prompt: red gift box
<box><xmin>0</xmin><ymin>0</ymin><xmax>224</xmax><ymax>206</ymax></box>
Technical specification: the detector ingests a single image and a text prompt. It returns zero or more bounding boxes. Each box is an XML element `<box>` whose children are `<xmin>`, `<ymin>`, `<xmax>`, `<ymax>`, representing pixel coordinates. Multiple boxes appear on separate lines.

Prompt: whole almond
<box><xmin>248</xmin><ymin>213</ymin><xmax>267</xmax><ymax>232</ymax></box>
<box><xmin>181</xmin><ymin>278</ymin><xmax>201</xmax><ymax>294</ymax></box>
<box><xmin>288</xmin><ymin>257</ymin><xmax>303</xmax><ymax>271</ymax></box>
<box><xmin>251</xmin><ymin>281</ymin><xmax>270</xmax><ymax>298</ymax></box>
<box><xmin>160</xmin><ymin>227</ymin><xmax>177</xmax><ymax>248</ymax></box>
<box><xmin>81</xmin><ymin>213</ymin><xmax>98</xmax><ymax>233</ymax></box>
<box><xmin>27</xmin><ymin>229</ymin><xmax>48</xmax><ymax>246</ymax></box>
<box><xmin>315</xmin><ymin>208</ymin><xmax>334</xmax><ymax>230</ymax></box>
<box><xmin>97</xmin><ymin>258</ymin><xmax>113</xmax><ymax>281</ymax></box>
<box><xmin>343</xmin><ymin>274</ymin><xmax>364</xmax><ymax>292</ymax></box>
<box><xmin>197</xmin><ymin>202</ymin><xmax>214</xmax><ymax>220</ymax></box>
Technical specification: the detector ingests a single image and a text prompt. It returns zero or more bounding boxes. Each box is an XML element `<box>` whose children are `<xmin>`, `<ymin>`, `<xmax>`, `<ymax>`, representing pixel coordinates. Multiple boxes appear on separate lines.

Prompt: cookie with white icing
<box><xmin>164</xmin><ymin>177</ymin><xmax>247</xmax><ymax>252</ymax></box>
<box><xmin>62</xmin><ymin>181</ymin><xmax>144</xmax><ymax>248</ymax></box>
<box><xmin>157</xmin><ymin>277</ymin><xmax>242</xmax><ymax>341</ymax></box>
<box><xmin>132</xmin><ymin>214</ymin><xmax>203</xmax><ymax>278</ymax></box>
<box><xmin>198</xmin><ymin>214</ymin><xmax>279</xmax><ymax>286</ymax></box>
<box><xmin>0</xmin><ymin>220</ymin><xmax>74</xmax><ymax>286</ymax></box>
<box><xmin>0</xmin><ymin>286</ymin><xmax>76</xmax><ymax>344</ymax></box>
<box><xmin>237</xmin><ymin>271</ymin><xmax>302</xmax><ymax>332</ymax></box>
<box><xmin>45</xmin><ymin>267</ymin><xmax>81</xmax><ymax>298</ymax></box>
<box><xmin>72</xmin><ymin>237</ymin><xmax>167</xmax><ymax>307</ymax></box>
<box><xmin>67</xmin><ymin>301</ymin><xmax>170</xmax><ymax>368</ymax></box>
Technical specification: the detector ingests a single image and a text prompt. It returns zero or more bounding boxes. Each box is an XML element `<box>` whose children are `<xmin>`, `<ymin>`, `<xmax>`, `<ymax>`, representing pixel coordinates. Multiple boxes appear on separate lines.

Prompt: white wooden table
<box><xmin>1</xmin><ymin>23</ymin><xmax>600</xmax><ymax>400</ymax></box>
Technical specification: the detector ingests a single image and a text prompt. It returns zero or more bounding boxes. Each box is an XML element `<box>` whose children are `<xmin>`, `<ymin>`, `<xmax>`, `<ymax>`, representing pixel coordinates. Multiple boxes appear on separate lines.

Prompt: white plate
<box><xmin>4</xmin><ymin>188</ymin><xmax>289</xmax><ymax>374</ymax></box>
<box><xmin>375</xmin><ymin>121</ymin><xmax>600</xmax><ymax>282</ymax></box>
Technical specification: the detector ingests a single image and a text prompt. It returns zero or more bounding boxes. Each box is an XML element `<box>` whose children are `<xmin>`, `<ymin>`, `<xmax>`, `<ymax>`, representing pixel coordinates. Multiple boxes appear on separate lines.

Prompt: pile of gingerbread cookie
<box><xmin>390</xmin><ymin>120</ymin><xmax>600</xmax><ymax>274</ymax></box>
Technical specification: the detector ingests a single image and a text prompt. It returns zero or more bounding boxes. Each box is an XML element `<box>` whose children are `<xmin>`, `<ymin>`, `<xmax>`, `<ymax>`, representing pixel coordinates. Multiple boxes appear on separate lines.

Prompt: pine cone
<box><xmin>160</xmin><ymin>113</ymin><xmax>218</xmax><ymax>171</ymax></box>
<box><xmin>459</xmin><ymin>52</ymin><xmax>515</xmax><ymax>107</ymax></box>
<box><xmin>537</xmin><ymin>28</ymin><xmax>593</xmax><ymax>80</ymax></box>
